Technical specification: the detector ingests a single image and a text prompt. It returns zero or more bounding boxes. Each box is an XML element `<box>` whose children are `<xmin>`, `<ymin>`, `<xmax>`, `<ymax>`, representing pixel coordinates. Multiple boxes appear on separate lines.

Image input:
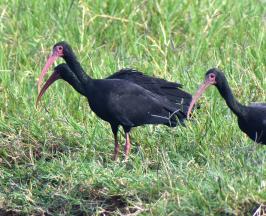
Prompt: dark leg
<box><xmin>111</xmin><ymin>124</ymin><xmax>119</xmax><ymax>160</ymax></box>
<box><xmin>123</xmin><ymin>127</ymin><xmax>131</xmax><ymax>160</ymax></box>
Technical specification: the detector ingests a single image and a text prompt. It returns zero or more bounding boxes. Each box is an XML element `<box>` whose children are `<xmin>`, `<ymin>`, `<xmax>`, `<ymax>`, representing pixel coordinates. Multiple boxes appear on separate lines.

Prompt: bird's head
<box><xmin>36</xmin><ymin>63</ymin><xmax>73</xmax><ymax>107</ymax></box>
<box><xmin>37</xmin><ymin>41</ymin><xmax>74</xmax><ymax>93</ymax></box>
<box><xmin>204</xmin><ymin>68</ymin><xmax>227</xmax><ymax>87</ymax></box>
<box><xmin>187</xmin><ymin>68</ymin><xmax>225</xmax><ymax>118</ymax></box>
<box><xmin>52</xmin><ymin>41</ymin><xmax>74</xmax><ymax>59</ymax></box>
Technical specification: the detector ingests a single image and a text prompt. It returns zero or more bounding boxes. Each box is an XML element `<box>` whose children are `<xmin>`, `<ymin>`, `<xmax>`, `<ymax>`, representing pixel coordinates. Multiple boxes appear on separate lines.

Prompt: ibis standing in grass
<box><xmin>37</xmin><ymin>42</ymin><xmax>194</xmax><ymax>160</ymax></box>
<box><xmin>187</xmin><ymin>68</ymin><xmax>266</xmax><ymax>145</ymax></box>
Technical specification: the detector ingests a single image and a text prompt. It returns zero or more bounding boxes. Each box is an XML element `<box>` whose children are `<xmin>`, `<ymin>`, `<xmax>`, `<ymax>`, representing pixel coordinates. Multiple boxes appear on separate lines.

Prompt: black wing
<box><xmin>107</xmin><ymin>68</ymin><xmax>192</xmax><ymax>109</ymax></box>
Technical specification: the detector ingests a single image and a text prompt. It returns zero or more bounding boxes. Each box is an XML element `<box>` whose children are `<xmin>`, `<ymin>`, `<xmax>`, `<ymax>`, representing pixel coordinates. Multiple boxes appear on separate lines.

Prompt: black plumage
<box><xmin>37</xmin><ymin>42</ymin><xmax>194</xmax><ymax>160</ymax></box>
<box><xmin>38</xmin><ymin>42</ymin><xmax>192</xmax><ymax>111</ymax></box>
<box><xmin>187</xmin><ymin>68</ymin><xmax>266</xmax><ymax>145</ymax></box>
<box><xmin>108</xmin><ymin>68</ymin><xmax>192</xmax><ymax>106</ymax></box>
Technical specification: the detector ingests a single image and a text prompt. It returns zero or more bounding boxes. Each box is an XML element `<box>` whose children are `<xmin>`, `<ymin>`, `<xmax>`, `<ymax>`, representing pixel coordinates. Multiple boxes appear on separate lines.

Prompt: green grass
<box><xmin>0</xmin><ymin>0</ymin><xmax>265</xmax><ymax>215</ymax></box>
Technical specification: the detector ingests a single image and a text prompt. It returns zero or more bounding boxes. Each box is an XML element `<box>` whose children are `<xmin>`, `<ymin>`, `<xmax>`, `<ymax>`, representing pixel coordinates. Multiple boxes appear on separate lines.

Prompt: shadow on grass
<box><xmin>40</xmin><ymin>184</ymin><xmax>145</xmax><ymax>215</ymax></box>
<box><xmin>0</xmin><ymin>209</ymin><xmax>22</xmax><ymax>216</ymax></box>
<box><xmin>46</xmin><ymin>194</ymin><xmax>140</xmax><ymax>215</ymax></box>
<box><xmin>0</xmin><ymin>199</ymin><xmax>263</xmax><ymax>215</ymax></box>
<box><xmin>1</xmin><ymin>190</ymin><xmax>143</xmax><ymax>215</ymax></box>
<box><xmin>214</xmin><ymin>199</ymin><xmax>263</xmax><ymax>216</ymax></box>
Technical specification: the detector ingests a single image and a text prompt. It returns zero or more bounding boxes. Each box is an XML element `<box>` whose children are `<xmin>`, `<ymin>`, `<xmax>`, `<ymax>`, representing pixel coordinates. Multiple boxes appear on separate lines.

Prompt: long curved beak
<box><xmin>37</xmin><ymin>51</ymin><xmax>60</xmax><ymax>93</ymax></box>
<box><xmin>36</xmin><ymin>70</ymin><xmax>61</xmax><ymax>108</ymax></box>
<box><xmin>187</xmin><ymin>79</ymin><xmax>212</xmax><ymax>119</ymax></box>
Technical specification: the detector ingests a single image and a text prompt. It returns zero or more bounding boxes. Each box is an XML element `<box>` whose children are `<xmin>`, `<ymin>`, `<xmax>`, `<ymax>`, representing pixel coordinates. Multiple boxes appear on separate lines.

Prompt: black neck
<box><xmin>64</xmin><ymin>53</ymin><xmax>93</xmax><ymax>87</ymax></box>
<box><xmin>216</xmin><ymin>78</ymin><xmax>246</xmax><ymax>117</ymax></box>
<box><xmin>63</xmin><ymin>76</ymin><xmax>87</xmax><ymax>97</ymax></box>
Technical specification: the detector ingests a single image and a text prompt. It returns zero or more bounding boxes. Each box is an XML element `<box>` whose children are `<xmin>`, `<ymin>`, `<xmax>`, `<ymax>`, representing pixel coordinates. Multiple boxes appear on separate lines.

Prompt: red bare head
<box><xmin>37</xmin><ymin>42</ymin><xmax>71</xmax><ymax>93</ymax></box>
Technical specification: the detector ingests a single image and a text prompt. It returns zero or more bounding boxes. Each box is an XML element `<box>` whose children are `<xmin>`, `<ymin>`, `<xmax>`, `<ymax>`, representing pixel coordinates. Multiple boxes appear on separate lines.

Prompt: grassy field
<box><xmin>0</xmin><ymin>0</ymin><xmax>265</xmax><ymax>215</ymax></box>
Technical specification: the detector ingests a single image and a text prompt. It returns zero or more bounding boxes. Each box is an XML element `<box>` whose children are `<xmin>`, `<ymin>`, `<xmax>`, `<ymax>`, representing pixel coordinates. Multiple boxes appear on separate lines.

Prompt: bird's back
<box><xmin>107</xmin><ymin>68</ymin><xmax>192</xmax><ymax>107</ymax></box>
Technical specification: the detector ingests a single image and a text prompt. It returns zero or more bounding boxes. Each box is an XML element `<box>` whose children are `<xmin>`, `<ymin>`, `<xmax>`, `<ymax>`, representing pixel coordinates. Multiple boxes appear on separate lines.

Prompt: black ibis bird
<box><xmin>37</xmin><ymin>42</ymin><xmax>194</xmax><ymax>160</ymax></box>
<box><xmin>187</xmin><ymin>68</ymin><xmax>266</xmax><ymax>145</ymax></box>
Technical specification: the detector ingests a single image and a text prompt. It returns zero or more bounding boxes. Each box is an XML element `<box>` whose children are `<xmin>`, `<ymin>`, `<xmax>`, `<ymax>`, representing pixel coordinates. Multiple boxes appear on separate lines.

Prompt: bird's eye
<box><xmin>209</xmin><ymin>73</ymin><xmax>215</xmax><ymax>79</ymax></box>
<box><xmin>58</xmin><ymin>46</ymin><xmax>63</xmax><ymax>51</ymax></box>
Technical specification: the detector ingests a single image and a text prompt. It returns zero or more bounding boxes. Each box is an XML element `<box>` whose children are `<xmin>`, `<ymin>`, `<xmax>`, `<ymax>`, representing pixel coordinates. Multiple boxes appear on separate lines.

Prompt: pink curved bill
<box><xmin>37</xmin><ymin>54</ymin><xmax>59</xmax><ymax>93</ymax></box>
<box><xmin>36</xmin><ymin>70</ymin><xmax>61</xmax><ymax>108</ymax></box>
<box><xmin>187</xmin><ymin>80</ymin><xmax>212</xmax><ymax>119</ymax></box>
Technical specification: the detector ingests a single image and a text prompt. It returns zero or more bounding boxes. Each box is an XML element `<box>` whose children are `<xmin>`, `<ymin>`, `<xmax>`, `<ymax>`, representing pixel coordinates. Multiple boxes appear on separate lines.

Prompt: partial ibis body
<box><xmin>187</xmin><ymin>68</ymin><xmax>266</xmax><ymax>145</ymax></box>
<box><xmin>37</xmin><ymin>42</ymin><xmax>194</xmax><ymax>160</ymax></box>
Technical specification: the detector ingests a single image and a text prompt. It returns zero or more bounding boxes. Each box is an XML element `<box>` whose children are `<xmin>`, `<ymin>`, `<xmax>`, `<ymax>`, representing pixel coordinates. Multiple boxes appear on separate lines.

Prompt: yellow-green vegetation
<box><xmin>0</xmin><ymin>0</ymin><xmax>265</xmax><ymax>215</ymax></box>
